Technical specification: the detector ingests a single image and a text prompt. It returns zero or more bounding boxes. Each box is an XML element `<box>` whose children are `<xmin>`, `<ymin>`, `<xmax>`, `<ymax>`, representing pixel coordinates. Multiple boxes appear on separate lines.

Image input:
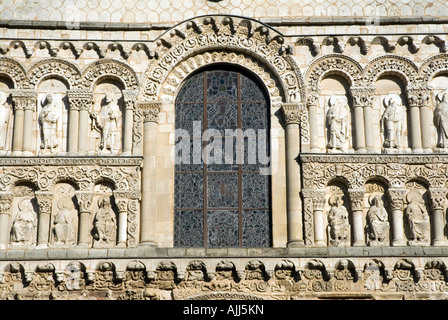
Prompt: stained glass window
<box><xmin>174</xmin><ymin>67</ymin><xmax>272</xmax><ymax>247</ymax></box>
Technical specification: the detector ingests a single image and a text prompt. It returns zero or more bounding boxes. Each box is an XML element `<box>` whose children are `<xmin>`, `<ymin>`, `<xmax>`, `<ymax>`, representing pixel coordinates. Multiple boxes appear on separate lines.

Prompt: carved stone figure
<box><xmin>11</xmin><ymin>199</ymin><xmax>37</xmax><ymax>245</ymax></box>
<box><xmin>92</xmin><ymin>196</ymin><xmax>116</xmax><ymax>246</ymax></box>
<box><xmin>327</xmin><ymin>195</ymin><xmax>350</xmax><ymax>246</ymax></box>
<box><xmin>53</xmin><ymin>197</ymin><xmax>76</xmax><ymax>245</ymax></box>
<box><xmin>366</xmin><ymin>195</ymin><xmax>390</xmax><ymax>246</ymax></box>
<box><xmin>381</xmin><ymin>94</ymin><xmax>405</xmax><ymax>151</ymax></box>
<box><xmin>91</xmin><ymin>92</ymin><xmax>121</xmax><ymax>154</ymax></box>
<box><xmin>405</xmin><ymin>190</ymin><xmax>430</xmax><ymax>245</ymax></box>
<box><xmin>326</xmin><ymin>95</ymin><xmax>349</xmax><ymax>152</ymax></box>
<box><xmin>38</xmin><ymin>93</ymin><xmax>59</xmax><ymax>153</ymax></box>
<box><xmin>434</xmin><ymin>90</ymin><xmax>448</xmax><ymax>149</ymax></box>
<box><xmin>0</xmin><ymin>91</ymin><xmax>11</xmax><ymax>151</ymax></box>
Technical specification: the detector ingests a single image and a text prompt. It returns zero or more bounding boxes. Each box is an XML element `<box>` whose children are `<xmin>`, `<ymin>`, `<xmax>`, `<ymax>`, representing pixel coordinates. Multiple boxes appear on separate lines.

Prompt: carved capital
<box><xmin>0</xmin><ymin>192</ymin><xmax>13</xmax><ymax>215</ymax></box>
<box><xmin>429</xmin><ymin>188</ymin><xmax>447</xmax><ymax>210</ymax></box>
<box><xmin>138</xmin><ymin>101</ymin><xmax>162</xmax><ymax>123</ymax></box>
<box><xmin>406</xmin><ymin>87</ymin><xmax>431</xmax><ymax>108</ymax></box>
<box><xmin>34</xmin><ymin>191</ymin><xmax>53</xmax><ymax>215</ymax></box>
<box><xmin>348</xmin><ymin>189</ymin><xmax>365</xmax><ymax>211</ymax></box>
<box><xmin>122</xmin><ymin>89</ymin><xmax>139</xmax><ymax>110</ymax></box>
<box><xmin>281</xmin><ymin>102</ymin><xmax>301</xmax><ymax>125</ymax></box>
<box><xmin>312</xmin><ymin>197</ymin><xmax>326</xmax><ymax>211</ymax></box>
<box><xmin>75</xmin><ymin>190</ymin><xmax>93</xmax><ymax>213</ymax></box>
<box><xmin>387</xmin><ymin>188</ymin><xmax>407</xmax><ymax>210</ymax></box>
<box><xmin>306</xmin><ymin>93</ymin><xmax>319</xmax><ymax>107</ymax></box>
<box><xmin>11</xmin><ymin>89</ymin><xmax>37</xmax><ymax>111</ymax></box>
<box><xmin>350</xmin><ymin>87</ymin><xmax>375</xmax><ymax>108</ymax></box>
<box><xmin>67</xmin><ymin>89</ymin><xmax>93</xmax><ymax>111</ymax></box>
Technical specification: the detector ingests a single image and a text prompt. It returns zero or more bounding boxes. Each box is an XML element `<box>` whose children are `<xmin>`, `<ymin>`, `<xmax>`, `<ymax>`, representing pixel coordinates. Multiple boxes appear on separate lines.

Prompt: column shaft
<box><xmin>410</xmin><ymin>106</ymin><xmax>423</xmax><ymax>152</ymax></box>
<box><xmin>123</xmin><ymin>107</ymin><xmax>134</xmax><ymax>155</ymax></box>
<box><xmin>420</xmin><ymin>106</ymin><xmax>433</xmax><ymax>153</ymax></box>
<box><xmin>353</xmin><ymin>106</ymin><xmax>366</xmax><ymax>153</ymax></box>
<box><xmin>117</xmin><ymin>210</ymin><xmax>128</xmax><ymax>246</ymax></box>
<box><xmin>12</xmin><ymin>107</ymin><xmax>24</xmax><ymax>154</ymax></box>
<box><xmin>364</xmin><ymin>106</ymin><xmax>375</xmax><ymax>152</ymax></box>
<box><xmin>352</xmin><ymin>210</ymin><xmax>365</xmax><ymax>246</ymax></box>
<box><xmin>313</xmin><ymin>197</ymin><xmax>326</xmax><ymax>247</ymax></box>
<box><xmin>388</xmin><ymin>189</ymin><xmax>406</xmax><ymax>246</ymax></box>
<box><xmin>22</xmin><ymin>108</ymin><xmax>33</xmax><ymax>155</ymax></box>
<box><xmin>139</xmin><ymin>102</ymin><xmax>161</xmax><ymax>246</ymax></box>
<box><xmin>308</xmin><ymin>104</ymin><xmax>319</xmax><ymax>152</ymax></box>
<box><xmin>78</xmin><ymin>108</ymin><xmax>89</xmax><ymax>156</ymax></box>
<box><xmin>68</xmin><ymin>108</ymin><xmax>79</xmax><ymax>155</ymax></box>
<box><xmin>282</xmin><ymin>103</ymin><xmax>304</xmax><ymax>247</ymax></box>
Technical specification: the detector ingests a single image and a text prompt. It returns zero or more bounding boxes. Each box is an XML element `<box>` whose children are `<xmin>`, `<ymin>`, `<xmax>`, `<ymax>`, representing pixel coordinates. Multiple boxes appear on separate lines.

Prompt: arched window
<box><xmin>174</xmin><ymin>67</ymin><xmax>272</xmax><ymax>247</ymax></box>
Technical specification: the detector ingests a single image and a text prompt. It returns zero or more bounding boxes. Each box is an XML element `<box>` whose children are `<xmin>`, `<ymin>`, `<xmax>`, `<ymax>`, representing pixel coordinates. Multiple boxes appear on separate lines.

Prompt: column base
<box><xmin>355</xmin><ymin>148</ymin><xmax>367</xmax><ymax>154</ymax></box>
<box><xmin>287</xmin><ymin>240</ymin><xmax>305</xmax><ymax>248</ymax></box>
<box><xmin>315</xmin><ymin>240</ymin><xmax>326</xmax><ymax>247</ymax></box>
<box><xmin>412</xmin><ymin>148</ymin><xmax>424</xmax><ymax>154</ymax></box>
<box><xmin>392</xmin><ymin>240</ymin><xmax>406</xmax><ymax>246</ymax></box>
<box><xmin>116</xmin><ymin>242</ymin><xmax>127</xmax><ymax>248</ymax></box>
<box><xmin>432</xmin><ymin>239</ymin><xmax>446</xmax><ymax>246</ymax></box>
<box><xmin>76</xmin><ymin>243</ymin><xmax>90</xmax><ymax>248</ymax></box>
<box><xmin>139</xmin><ymin>241</ymin><xmax>157</xmax><ymax>247</ymax></box>
<box><xmin>36</xmin><ymin>244</ymin><xmax>48</xmax><ymax>249</ymax></box>
<box><xmin>353</xmin><ymin>241</ymin><xmax>366</xmax><ymax>247</ymax></box>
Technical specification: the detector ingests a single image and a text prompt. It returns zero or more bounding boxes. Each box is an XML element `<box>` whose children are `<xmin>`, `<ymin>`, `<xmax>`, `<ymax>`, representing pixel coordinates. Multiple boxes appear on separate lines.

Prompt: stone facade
<box><xmin>0</xmin><ymin>0</ymin><xmax>447</xmax><ymax>300</ymax></box>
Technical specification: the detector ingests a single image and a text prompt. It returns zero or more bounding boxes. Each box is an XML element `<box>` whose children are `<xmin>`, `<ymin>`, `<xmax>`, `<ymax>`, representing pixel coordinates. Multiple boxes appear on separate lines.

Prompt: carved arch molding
<box><xmin>141</xmin><ymin>16</ymin><xmax>306</xmax><ymax>106</ymax></box>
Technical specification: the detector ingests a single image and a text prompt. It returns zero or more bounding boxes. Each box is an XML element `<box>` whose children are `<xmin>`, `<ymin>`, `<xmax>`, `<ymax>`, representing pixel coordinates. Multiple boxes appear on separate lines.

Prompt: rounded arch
<box><xmin>0</xmin><ymin>57</ymin><xmax>26</xmax><ymax>89</ymax></box>
<box><xmin>364</xmin><ymin>176</ymin><xmax>391</xmax><ymax>190</ymax></box>
<box><xmin>141</xmin><ymin>15</ymin><xmax>304</xmax><ymax>105</ymax></box>
<box><xmin>26</xmin><ymin>58</ymin><xmax>81</xmax><ymax>90</ymax></box>
<box><xmin>81</xmin><ymin>59</ymin><xmax>139</xmax><ymax>91</ymax></box>
<box><xmin>419</xmin><ymin>53</ymin><xmax>448</xmax><ymax>87</ymax></box>
<box><xmin>363</xmin><ymin>55</ymin><xmax>418</xmax><ymax>87</ymax></box>
<box><xmin>305</xmin><ymin>54</ymin><xmax>363</xmax><ymax>93</ymax></box>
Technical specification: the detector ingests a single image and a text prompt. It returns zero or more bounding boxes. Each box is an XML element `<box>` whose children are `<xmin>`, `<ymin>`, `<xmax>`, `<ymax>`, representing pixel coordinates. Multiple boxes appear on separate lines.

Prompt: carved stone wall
<box><xmin>0</xmin><ymin>1</ymin><xmax>447</xmax><ymax>300</ymax></box>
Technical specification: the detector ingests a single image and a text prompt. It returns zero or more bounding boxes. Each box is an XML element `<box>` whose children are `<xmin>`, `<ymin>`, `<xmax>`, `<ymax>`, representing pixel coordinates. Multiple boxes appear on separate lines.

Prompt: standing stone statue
<box><xmin>327</xmin><ymin>195</ymin><xmax>350</xmax><ymax>246</ymax></box>
<box><xmin>381</xmin><ymin>94</ymin><xmax>405</xmax><ymax>151</ymax></box>
<box><xmin>91</xmin><ymin>92</ymin><xmax>121</xmax><ymax>154</ymax></box>
<box><xmin>0</xmin><ymin>91</ymin><xmax>11</xmax><ymax>151</ymax></box>
<box><xmin>53</xmin><ymin>197</ymin><xmax>76</xmax><ymax>245</ymax></box>
<box><xmin>11</xmin><ymin>199</ymin><xmax>37</xmax><ymax>245</ymax></box>
<box><xmin>366</xmin><ymin>195</ymin><xmax>390</xmax><ymax>246</ymax></box>
<box><xmin>326</xmin><ymin>95</ymin><xmax>349</xmax><ymax>152</ymax></box>
<box><xmin>405</xmin><ymin>190</ymin><xmax>430</xmax><ymax>245</ymax></box>
<box><xmin>92</xmin><ymin>196</ymin><xmax>116</xmax><ymax>246</ymax></box>
<box><xmin>38</xmin><ymin>93</ymin><xmax>59</xmax><ymax>153</ymax></box>
<box><xmin>434</xmin><ymin>90</ymin><xmax>448</xmax><ymax>149</ymax></box>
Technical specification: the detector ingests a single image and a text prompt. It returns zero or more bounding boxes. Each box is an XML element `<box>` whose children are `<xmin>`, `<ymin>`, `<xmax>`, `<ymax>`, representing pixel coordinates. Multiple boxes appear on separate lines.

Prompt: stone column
<box><xmin>307</xmin><ymin>94</ymin><xmax>320</xmax><ymax>152</ymax></box>
<box><xmin>312</xmin><ymin>192</ymin><xmax>326</xmax><ymax>247</ymax></box>
<box><xmin>11</xmin><ymin>89</ymin><xmax>36</xmax><ymax>155</ymax></box>
<box><xmin>35</xmin><ymin>191</ymin><xmax>53</xmax><ymax>248</ymax></box>
<box><xmin>387</xmin><ymin>188</ymin><xmax>407</xmax><ymax>246</ymax></box>
<box><xmin>11</xmin><ymin>93</ymin><xmax>25</xmax><ymax>155</ymax></box>
<box><xmin>122</xmin><ymin>90</ymin><xmax>138</xmax><ymax>156</ymax></box>
<box><xmin>351</xmin><ymin>87</ymin><xmax>375</xmax><ymax>153</ymax></box>
<box><xmin>66</xmin><ymin>90</ymin><xmax>81</xmax><ymax>155</ymax></box>
<box><xmin>406</xmin><ymin>87</ymin><xmax>427</xmax><ymax>153</ymax></box>
<box><xmin>0</xmin><ymin>192</ymin><xmax>13</xmax><ymax>249</ymax></box>
<box><xmin>72</xmin><ymin>90</ymin><xmax>93</xmax><ymax>156</ymax></box>
<box><xmin>75</xmin><ymin>190</ymin><xmax>93</xmax><ymax>248</ymax></box>
<box><xmin>410</xmin><ymin>88</ymin><xmax>432</xmax><ymax>153</ymax></box>
<box><xmin>349</xmin><ymin>189</ymin><xmax>366</xmax><ymax>246</ymax></box>
<box><xmin>429</xmin><ymin>188</ymin><xmax>446</xmax><ymax>246</ymax></box>
<box><xmin>113</xmin><ymin>191</ymin><xmax>129</xmax><ymax>248</ymax></box>
<box><xmin>282</xmin><ymin>103</ymin><xmax>305</xmax><ymax>247</ymax></box>
<box><xmin>138</xmin><ymin>101</ymin><xmax>161</xmax><ymax>246</ymax></box>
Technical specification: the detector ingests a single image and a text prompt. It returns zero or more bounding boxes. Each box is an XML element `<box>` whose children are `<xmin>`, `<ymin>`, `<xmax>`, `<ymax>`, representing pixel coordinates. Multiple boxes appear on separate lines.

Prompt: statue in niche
<box><xmin>405</xmin><ymin>190</ymin><xmax>430</xmax><ymax>245</ymax></box>
<box><xmin>11</xmin><ymin>199</ymin><xmax>37</xmax><ymax>245</ymax></box>
<box><xmin>53</xmin><ymin>197</ymin><xmax>77</xmax><ymax>245</ymax></box>
<box><xmin>434</xmin><ymin>90</ymin><xmax>448</xmax><ymax>150</ymax></box>
<box><xmin>381</xmin><ymin>94</ymin><xmax>405</xmax><ymax>151</ymax></box>
<box><xmin>0</xmin><ymin>91</ymin><xmax>11</xmax><ymax>151</ymax></box>
<box><xmin>366</xmin><ymin>195</ymin><xmax>390</xmax><ymax>246</ymax></box>
<box><xmin>327</xmin><ymin>195</ymin><xmax>350</xmax><ymax>246</ymax></box>
<box><xmin>91</xmin><ymin>92</ymin><xmax>121</xmax><ymax>154</ymax></box>
<box><xmin>92</xmin><ymin>196</ymin><xmax>116</xmax><ymax>246</ymax></box>
<box><xmin>326</xmin><ymin>95</ymin><xmax>349</xmax><ymax>152</ymax></box>
<box><xmin>38</xmin><ymin>93</ymin><xmax>59</xmax><ymax>153</ymax></box>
